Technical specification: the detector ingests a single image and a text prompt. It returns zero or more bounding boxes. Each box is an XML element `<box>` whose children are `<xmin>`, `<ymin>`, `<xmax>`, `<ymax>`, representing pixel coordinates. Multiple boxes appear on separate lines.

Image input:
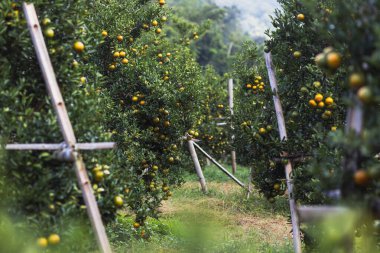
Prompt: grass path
<box><xmin>115</xmin><ymin>165</ymin><xmax>294</xmax><ymax>253</ymax></box>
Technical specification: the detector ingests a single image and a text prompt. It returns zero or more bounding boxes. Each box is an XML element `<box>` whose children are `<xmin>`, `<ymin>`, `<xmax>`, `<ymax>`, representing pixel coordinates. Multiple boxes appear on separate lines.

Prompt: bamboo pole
<box><xmin>265</xmin><ymin>52</ymin><xmax>302</xmax><ymax>253</ymax></box>
<box><xmin>342</xmin><ymin>95</ymin><xmax>363</xmax><ymax>197</ymax></box>
<box><xmin>297</xmin><ymin>206</ymin><xmax>349</xmax><ymax>223</ymax></box>
<box><xmin>340</xmin><ymin>94</ymin><xmax>363</xmax><ymax>253</ymax></box>
<box><xmin>72</xmin><ymin>152</ymin><xmax>112</xmax><ymax>252</ymax></box>
<box><xmin>5</xmin><ymin>142</ymin><xmax>116</xmax><ymax>151</ymax></box>
<box><xmin>23</xmin><ymin>3</ymin><xmax>112</xmax><ymax>253</ymax></box>
<box><xmin>188</xmin><ymin>140</ymin><xmax>207</xmax><ymax>193</ymax></box>
<box><xmin>23</xmin><ymin>3</ymin><xmax>76</xmax><ymax>148</ymax></box>
<box><xmin>228</xmin><ymin>79</ymin><xmax>237</xmax><ymax>174</ymax></box>
<box><xmin>247</xmin><ymin>167</ymin><xmax>253</xmax><ymax>199</ymax></box>
<box><xmin>193</xmin><ymin>141</ymin><xmax>246</xmax><ymax>189</ymax></box>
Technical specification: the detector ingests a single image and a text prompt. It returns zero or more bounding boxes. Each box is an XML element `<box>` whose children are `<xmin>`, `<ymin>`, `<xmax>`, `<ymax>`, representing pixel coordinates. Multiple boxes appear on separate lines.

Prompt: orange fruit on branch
<box><xmin>297</xmin><ymin>14</ymin><xmax>305</xmax><ymax>21</ymax></box>
<box><xmin>48</xmin><ymin>234</ymin><xmax>60</xmax><ymax>245</ymax></box>
<box><xmin>349</xmin><ymin>73</ymin><xmax>365</xmax><ymax>88</ymax></box>
<box><xmin>73</xmin><ymin>41</ymin><xmax>85</xmax><ymax>53</ymax></box>
<box><xmin>354</xmin><ymin>170</ymin><xmax>370</xmax><ymax>186</ymax></box>
<box><xmin>37</xmin><ymin>237</ymin><xmax>48</xmax><ymax>248</ymax></box>
<box><xmin>326</xmin><ymin>52</ymin><xmax>341</xmax><ymax>70</ymax></box>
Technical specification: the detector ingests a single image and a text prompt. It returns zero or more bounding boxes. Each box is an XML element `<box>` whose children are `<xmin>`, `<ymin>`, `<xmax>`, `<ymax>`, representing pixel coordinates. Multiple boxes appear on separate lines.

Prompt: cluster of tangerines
<box><xmin>308</xmin><ymin>92</ymin><xmax>336</xmax><ymax>120</ymax></box>
<box><xmin>130</xmin><ymin>93</ymin><xmax>147</xmax><ymax>108</ymax></box>
<box><xmin>150</xmin><ymin>108</ymin><xmax>173</xmax><ymax>142</ymax></box>
<box><xmin>268</xmin><ymin>181</ymin><xmax>286</xmax><ymax>203</ymax></box>
<box><xmin>104</xmin><ymin>33</ymin><xmax>142</xmax><ymax>71</ymax></box>
<box><xmin>187</xmin><ymin>129</ymin><xmax>200</xmax><ymax>140</ymax></box>
<box><xmin>245</xmin><ymin>75</ymin><xmax>266</xmax><ymax>94</ymax></box>
<box><xmin>346</xmin><ymin>74</ymin><xmax>374</xmax><ymax>186</ymax></box>
<box><xmin>157</xmin><ymin>51</ymin><xmax>172</xmax><ymax>65</ymax></box>
<box><xmin>314</xmin><ymin>47</ymin><xmax>376</xmax><ymax>186</ymax></box>
<box><xmin>4</xmin><ymin>3</ymin><xmax>21</xmax><ymax>27</ymax></box>
<box><xmin>179</xmin><ymin>31</ymin><xmax>200</xmax><ymax>46</ymax></box>
<box><xmin>291</xmin><ymin>13</ymin><xmax>305</xmax><ymax>59</ymax></box>
<box><xmin>315</xmin><ymin>47</ymin><xmax>341</xmax><ymax>74</ymax></box>
<box><xmin>143</xmin><ymin>16</ymin><xmax>167</xmax><ymax>33</ymax></box>
<box><xmin>141</xmin><ymin>161</ymin><xmax>173</xmax><ymax>197</ymax></box>
<box><xmin>240</xmin><ymin>121</ymin><xmax>272</xmax><ymax>136</ymax></box>
<box><xmin>36</xmin><ymin>233</ymin><xmax>60</xmax><ymax>249</ymax></box>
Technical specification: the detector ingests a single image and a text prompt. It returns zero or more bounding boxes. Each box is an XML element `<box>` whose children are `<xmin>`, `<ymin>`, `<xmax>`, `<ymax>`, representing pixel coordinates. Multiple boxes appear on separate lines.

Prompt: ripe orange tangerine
<box><xmin>297</xmin><ymin>14</ymin><xmax>305</xmax><ymax>21</ymax></box>
<box><xmin>349</xmin><ymin>73</ymin><xmax>365</xmax><ymax>88</ymax></box>
<box><xmin>73</xmin><ymin>41</ymin><xmax>85</xmax><ymax>53</ymax></box>
<box><xmin>326</xmin><ymin>52</ymin><xmax>341</xmax><ymax>70</ymax></box>
<box><xmin>114</xmin><ymin>196</ymin><xmax>123</xmax><ymax>207</ymax></box>
<box><xmin>354</xmin><ymin>170</ymin><xmax>370</xmax><ymax>186</ymax></box>
<box><xmin>48</xmin><ymin>234</ymin><xmax>60</xmax><ymax>245</ymax></box>
<box><xmin>315</xmin><ymin>93</ymin><xmax>324</xmax><ymax>102</ymax></box>
<box><xmin>309</xmin><ymin>100</ymin><xmax>317</xmax><ymax>107</ymax></box>
<box><xmin>37</xmin><ymin>237</ymin><xmax>48</xmax><ymax>248</ymax></box>
<box><xmin>325</xmin><ymin>97</ymin><xmax>334</xmax><ymax>105</ymax></box>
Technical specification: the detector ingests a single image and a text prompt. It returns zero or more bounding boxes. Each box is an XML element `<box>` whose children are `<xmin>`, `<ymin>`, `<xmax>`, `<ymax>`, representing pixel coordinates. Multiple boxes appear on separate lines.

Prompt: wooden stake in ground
<box><xmin>192</xmin><ymin>141</ymin><xmax>246</xmax><ymax>189</ymax></box>
<box><xmin>22</xmin><ymin>3</ymin><xmax>112</xmax><ymax>253</ymax></box>
<box><xmin>228</xmin><ymin>79</ymin><xmax>237</xmax><ymax>174</ymax></box>
<box><xmin>265</xmin><ymin>52</ymin><xmax>302</xmax><ymax>253</ymax></box>
<box><xmin>188</xmin><ymin>140</ymin><xmax>208</xmax><ymax>193</ymax></box>
<box><xmin>342</xmin><ymin>95</ymin><xmax>363</xmax><ymax>197</ymax></box>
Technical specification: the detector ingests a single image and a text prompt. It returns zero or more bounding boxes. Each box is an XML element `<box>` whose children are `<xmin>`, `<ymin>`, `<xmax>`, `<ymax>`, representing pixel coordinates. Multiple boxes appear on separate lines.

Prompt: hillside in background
<box><xmin>214</xmin><ymin>0</ymin><xmax>280</xmax><ymax>41</ymax></box>
<box><xmin>169</xmin><ymin>0</ymin><xmax>279</xmax><ymax>73</ymax></box>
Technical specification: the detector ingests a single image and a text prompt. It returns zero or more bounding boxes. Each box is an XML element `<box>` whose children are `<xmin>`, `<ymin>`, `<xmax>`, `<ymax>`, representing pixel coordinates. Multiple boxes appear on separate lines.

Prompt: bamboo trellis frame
<box><xmin>3</xmin><ymin>3</ymin><xmax>114</xmax><ymax>253</ymax></box>
<box><xmin>188</xmin><ymin>140</ymin><xmax>248</xmax><ymax>191</ymax></box>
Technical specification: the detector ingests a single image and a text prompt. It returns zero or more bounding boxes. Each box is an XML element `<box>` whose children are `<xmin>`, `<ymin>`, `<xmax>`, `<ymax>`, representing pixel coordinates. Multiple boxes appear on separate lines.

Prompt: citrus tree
<box><xmin>296</xmin><ymin>0</ymin><xmax>380</xmax><ymax>250</ymax></box>
<box><xmin>0</xmin><ymin>0</ymin><xmax>110</xmax><ymax>251</ymax></box>
<box><xmin>83</xmin><ymin>0</ymin><xmax>224</xmax><ymax>238</ymax></box>
<box><xmin>233</xmin><ymin>0</ymin><xmax>346</xmax><ymax>204</ymax></box>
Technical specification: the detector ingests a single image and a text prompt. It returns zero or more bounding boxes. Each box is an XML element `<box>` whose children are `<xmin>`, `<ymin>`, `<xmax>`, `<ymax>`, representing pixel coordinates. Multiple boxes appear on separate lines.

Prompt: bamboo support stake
<box><xmin>228</xmin><ymin>79</ymin><xmax>237</xmax><ymax>174</ymax></box>
<box><xmin>297</xmin><ymin>206</ymin><xmax>349</xmax><ymax>223</ymax></box>
<box><xmin>342</xmin><ymin>95</ymin><xmax>363</xmax><ymax>198</ymax></box>
<box><xmin>72</xmin><ymin>152</ymin><xmax>112</xmax><ymax>252</ymax></box>
<box><xmin>23</xmin><ymin>3</ymin><xmax>112</xmax><ymax>253</ymax></box>
<box><xmin>188</xmin><ymin>140</ymin><xmax>207</xmax><ymax>193</ymax></box>
<box><xmin>23</xmin><ymin>3</ymin><xmax>76</xmax><ymax>148</ymax></box>
<box><xmin>340</xmin><ymin>94</ymin><xmax>363</xmax><ymax>253</ymax></box>
<box><xmin>193</xmin><ymin>141</ymin><xmax>246</xmax><ymax>189</ymax></box>
<box><xmin>5</xmin><ymin>142</ymin><xmax>116</xmax><ymax>151</ymax></box>
<box><xmin>265</xmin><ymin>52</ymin><xmax>302</xmax><ymax>253</ymax></box>
<box><xmin>247</xmin><ymin>167</ymin><xmax>253</xmax><ymax>199</ymax></box>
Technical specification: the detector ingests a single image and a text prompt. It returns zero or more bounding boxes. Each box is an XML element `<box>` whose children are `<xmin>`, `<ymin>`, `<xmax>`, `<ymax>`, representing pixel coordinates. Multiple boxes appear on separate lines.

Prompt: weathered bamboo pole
<box><xmin>228</xmin><ymin>79</ymin><xmax>237</xmax><ymax>174</ymax></box>
<box><xmin>5</xmin><ymin>142</ymin><xmax>116</xmax><ymax>151</ymax></box>
<box><xmin>265</xmin><ymin>52</ymin><xmax>302</xmax><ymax>253</ymax></box>
<box><xmin>188</xmin><ymin>140</ymin><xmax>207</xmax><ymax>193</ymax></box>
<box><xmin>297</xmin><ymin>206</ymin><xmax>349</xmax><ymax>223</ymax></box>
<box><xmin>342</xmin><ymin>95</ymin><xmax>363</xmax><ymax>197</ymax></box>
<box><xmin>23</xmin><ymin>3</ymin><xmax>112</xmax><ymax>253</ymax></box>
<box><xmin>340</xmin><ymin>94</ymin><xmax>363</xmax><ymax>253</ymax></box>
<box><xmin>193</xmin><ymin>141</ymin><xmax>246</xmax><ymax>189</ymax></box>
